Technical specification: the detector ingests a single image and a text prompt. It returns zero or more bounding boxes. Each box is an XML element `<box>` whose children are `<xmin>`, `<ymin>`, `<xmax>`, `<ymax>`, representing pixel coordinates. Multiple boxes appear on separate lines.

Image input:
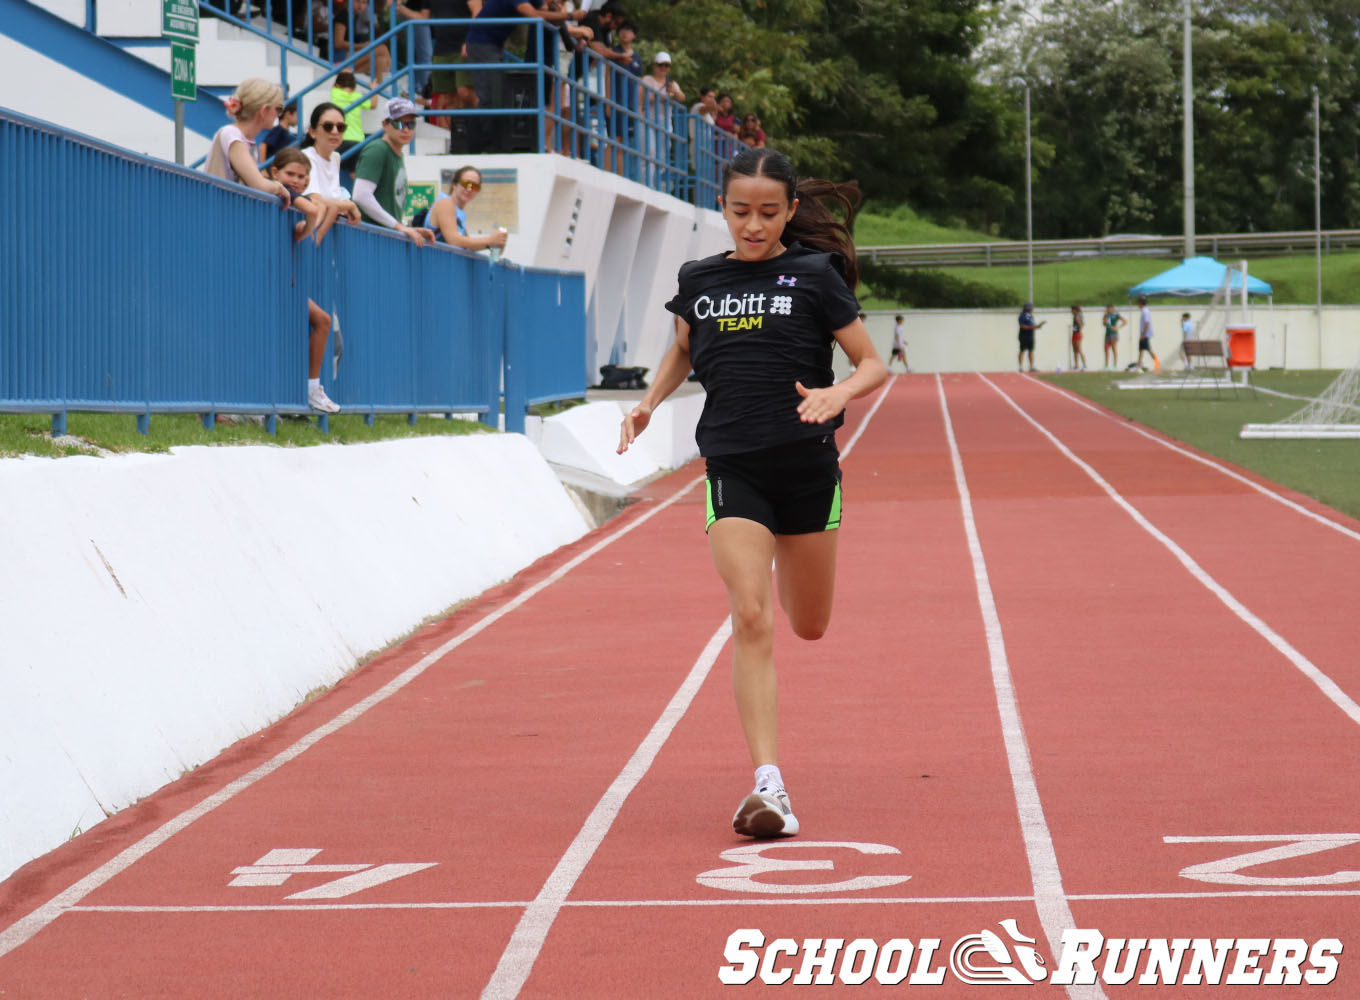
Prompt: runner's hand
<box><xmin>618</xmin><ymin>403</ymin><xmax>652</xmax><ymax>453</ymax></box>
<box><xmin>795</xmin><ymin>381</ymin><xmax>849</xmax><ymax>424</ymax></box>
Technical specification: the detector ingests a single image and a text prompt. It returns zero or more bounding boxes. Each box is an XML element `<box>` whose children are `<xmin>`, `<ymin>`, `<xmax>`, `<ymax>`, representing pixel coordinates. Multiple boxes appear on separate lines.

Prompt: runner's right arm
<box><xmin>618</xmin><ymin>317</ymin><xmax>692</xmax><ymax>454</ymax></box>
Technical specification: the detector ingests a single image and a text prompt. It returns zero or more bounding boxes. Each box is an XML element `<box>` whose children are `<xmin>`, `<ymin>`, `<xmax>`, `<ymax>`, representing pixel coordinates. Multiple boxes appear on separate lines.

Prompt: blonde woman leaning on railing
<box><xmin>202</xmin><ymin>78</ymin><xmax>292</xmax><ymax>208</ymax></box>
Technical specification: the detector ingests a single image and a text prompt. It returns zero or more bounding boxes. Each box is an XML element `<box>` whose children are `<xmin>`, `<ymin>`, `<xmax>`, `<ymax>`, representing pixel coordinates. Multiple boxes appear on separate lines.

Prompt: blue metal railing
<box><xmin>0</xmin><ymin>107</ymin><xmax>584</xmax><ymax>436</ymax></box>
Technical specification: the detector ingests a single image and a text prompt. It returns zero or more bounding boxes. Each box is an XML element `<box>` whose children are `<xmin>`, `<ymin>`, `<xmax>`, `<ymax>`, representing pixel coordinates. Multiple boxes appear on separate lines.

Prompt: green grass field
<box><xmin>923</xmin><ymin>252</ymin><xmax>1360</xmax><ymax>309</ymax></box>
<box><xmin>0</xmin><ymin>411</ymin><xmax>492</xmax><ymax>459</ymax></box>
<box><xmin>1042</xmin><ymin>369</ymin><xmax>1360</xmax><ymax>520</ymax></box>
<box><xmin>855</xmin><ymin>204</ymin><xmax>996</xmax><ymax>247</ymax></box>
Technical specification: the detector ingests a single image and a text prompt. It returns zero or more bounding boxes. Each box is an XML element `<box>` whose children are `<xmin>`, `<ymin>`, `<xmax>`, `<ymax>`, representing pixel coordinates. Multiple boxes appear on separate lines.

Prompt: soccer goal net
<box><xmin>1241</xmin><ymin>356</ymin><xmax>1360</xmax><ymax>438</ymax></box>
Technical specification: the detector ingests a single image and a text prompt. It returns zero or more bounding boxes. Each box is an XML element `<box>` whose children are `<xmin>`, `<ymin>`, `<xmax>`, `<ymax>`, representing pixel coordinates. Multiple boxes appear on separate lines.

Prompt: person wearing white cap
<box><xmin>642</xmin><ymin>50</ymin><xmax>684</xmax><ymax>102</ymax></box>
<box><xmin>351</xmin><ymin>97</ymin><xmax>436</xmax><ymax>246</ymax></box>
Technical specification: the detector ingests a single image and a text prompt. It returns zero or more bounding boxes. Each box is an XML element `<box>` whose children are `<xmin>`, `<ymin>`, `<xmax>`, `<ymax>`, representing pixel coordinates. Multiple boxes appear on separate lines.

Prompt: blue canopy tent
<box><xmin>1129</xmin><ymin>256</ymin><xmax>1272</xmax><ymax>297</ymax></box>
<box><xmin>1127</xmin><ymin>256</ymin><xmax>1273</xmax><ymax>378</ymax></box>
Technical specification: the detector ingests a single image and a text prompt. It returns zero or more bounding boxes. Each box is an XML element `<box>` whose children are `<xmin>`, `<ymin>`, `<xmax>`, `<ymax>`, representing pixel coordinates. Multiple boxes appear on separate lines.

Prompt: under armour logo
<box><xmin>776</xmin><ymin>275</ymin><xmax>797</xmax><ymax>286</ymax></box>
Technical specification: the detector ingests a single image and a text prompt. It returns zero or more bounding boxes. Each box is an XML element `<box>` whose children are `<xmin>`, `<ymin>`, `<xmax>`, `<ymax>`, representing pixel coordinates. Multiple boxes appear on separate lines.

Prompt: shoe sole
<box><xmin>732</xmin><ymin>794</ymin><xmax>798</xmax><ymax>838</ymax></box>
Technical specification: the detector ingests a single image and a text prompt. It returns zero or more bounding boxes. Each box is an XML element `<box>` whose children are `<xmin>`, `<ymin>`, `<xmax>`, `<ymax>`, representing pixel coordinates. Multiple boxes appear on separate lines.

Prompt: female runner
<box><xmin>618</xmin><ymin>148</ymin><xmax>887</xmax><ymax>838</ymax></box>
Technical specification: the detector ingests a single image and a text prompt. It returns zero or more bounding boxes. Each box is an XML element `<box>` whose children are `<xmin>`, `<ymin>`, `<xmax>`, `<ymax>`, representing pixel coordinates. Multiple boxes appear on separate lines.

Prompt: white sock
<box><xmin>754</xmin><ymin>764</ymin><xmax>784</xmax><ymax>793</ymax></box>
<box><xmin>308</xmin><ymin>378</ymin><xmax>320</xmax><ymax>391</ymax></box>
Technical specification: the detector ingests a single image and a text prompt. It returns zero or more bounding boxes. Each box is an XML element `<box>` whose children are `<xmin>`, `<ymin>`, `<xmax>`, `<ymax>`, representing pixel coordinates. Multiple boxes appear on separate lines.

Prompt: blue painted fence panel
<box><xmin>0</xmin><ymin>108</ymin><xmax>585</xmax><ymax>434</ymax></box>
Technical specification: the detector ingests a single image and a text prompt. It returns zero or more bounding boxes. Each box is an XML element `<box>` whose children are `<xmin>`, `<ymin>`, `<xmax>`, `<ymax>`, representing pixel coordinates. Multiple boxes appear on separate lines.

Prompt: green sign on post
<box><xmin>170</xmin><ymin>42</ymin><xmax>197</xmax><ymax>102</ymax></box>
<box><xmin>162</xmin><ymin>0</ymin><xmax>198</xmax><ymax>42</ymax></box>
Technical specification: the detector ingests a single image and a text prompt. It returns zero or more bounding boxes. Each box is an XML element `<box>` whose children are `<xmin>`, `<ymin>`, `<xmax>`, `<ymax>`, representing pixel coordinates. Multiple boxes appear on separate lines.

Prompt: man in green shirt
<box><xmin>352</xmin><ymin>97</ymin><xmax>435</xmax><ymax>245</ymax></box>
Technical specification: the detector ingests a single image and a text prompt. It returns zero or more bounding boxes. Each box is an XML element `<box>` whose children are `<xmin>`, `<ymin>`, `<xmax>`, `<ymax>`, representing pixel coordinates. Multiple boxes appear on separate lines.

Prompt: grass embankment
<box><xmin>924</xmin><ymin>253</ymin><xmax>1360</xmax><ymax>309</ymax></box>
<box><xmin>854</xmin><ymin>205</ymin><xmax>1360</xmax><ymax>308</ymax></box>
<box><xmin>0</xmin><ymin>412</ymin><xmax>493</xmax><ymax>460</ymax></box>
<box><xmin>1043</xmin><ymin>369</ymin><xmax>1360</xmax><ymax>520</ymax></box>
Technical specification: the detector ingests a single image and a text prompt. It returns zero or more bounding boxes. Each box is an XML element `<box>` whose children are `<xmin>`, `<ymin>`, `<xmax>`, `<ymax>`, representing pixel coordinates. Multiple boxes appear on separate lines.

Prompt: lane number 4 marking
<box><xmin>697</xmin><ymin>841</ymin><xmax>910</xmax><ymax>895</ymax></box>
<box><xmin>229</xmin><ymin>848</ymin><xmax>436</xmax><ymax>899</ymax></box>
<box><xmin>1165</xmin><ymin>834</ymin><xmax>1360</xmax><ymax>886</ymax></box>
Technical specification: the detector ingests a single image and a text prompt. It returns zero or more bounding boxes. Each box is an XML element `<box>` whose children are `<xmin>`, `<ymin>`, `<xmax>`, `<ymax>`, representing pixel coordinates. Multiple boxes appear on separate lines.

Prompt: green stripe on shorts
<box><xmin>705</xmin><ymin>478</ymin><xmax>717</xmax><ymax>530</ymax></box>
<box><xmin>825</xmin><ymin>481</ymin><xmax>842</xmax><ymax>530</ymax></box>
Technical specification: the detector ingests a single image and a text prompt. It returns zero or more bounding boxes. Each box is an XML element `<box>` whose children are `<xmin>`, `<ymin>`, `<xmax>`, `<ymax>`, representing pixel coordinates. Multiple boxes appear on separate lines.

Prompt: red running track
<box><xmin>2</xmin><ymin>373</ymin><xmax>1358</xmax><ymax>998</ymax></box>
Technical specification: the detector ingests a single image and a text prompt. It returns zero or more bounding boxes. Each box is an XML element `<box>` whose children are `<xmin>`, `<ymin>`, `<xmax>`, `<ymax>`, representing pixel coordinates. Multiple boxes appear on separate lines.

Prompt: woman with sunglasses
<box><xmin>300</xmin><ymin>103</ymin><xmax>362</xmax><ymax>230</ymax></box>
<box><xmin>429</xmin><ymin>166</ymin><xmax>509</xmax><ymax>254</ymax></box>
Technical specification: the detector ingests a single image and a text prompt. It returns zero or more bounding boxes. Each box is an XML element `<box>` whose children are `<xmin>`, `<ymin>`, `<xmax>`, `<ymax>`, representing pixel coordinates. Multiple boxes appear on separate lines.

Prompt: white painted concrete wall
<box><xmin>0</xmin><ymin>32</ymin><xmax>213</xmax><ymax>163</ymax></box>
<box><xmin>0</xmin><ymin>392</ymin><xmax>705</xmax><ymax>885</ymax></box>
<box><xmin>0</xmin><ymin>433</ymin><xmax>598</xmax><ymax>883</ymax></box>
<box><xmin>841</xmin><ymin>305</ymin><xmax>1360</xmax><ymax>379</ymax></box>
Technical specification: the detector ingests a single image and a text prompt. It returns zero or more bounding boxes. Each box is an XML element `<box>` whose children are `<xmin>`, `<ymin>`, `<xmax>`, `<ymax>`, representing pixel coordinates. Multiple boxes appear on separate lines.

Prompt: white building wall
<box><xmin>0</xmin><ymin>33</ymin><xmax>214</xmax><ymax>163</ymax></box>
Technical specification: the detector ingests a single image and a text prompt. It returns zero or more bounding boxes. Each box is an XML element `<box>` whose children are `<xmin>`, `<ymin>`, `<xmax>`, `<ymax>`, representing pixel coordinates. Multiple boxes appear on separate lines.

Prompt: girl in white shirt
<box><xmin>300</xmin><ymin>102</ymin><xmax>361</xmax><ymax>226</ymax></box>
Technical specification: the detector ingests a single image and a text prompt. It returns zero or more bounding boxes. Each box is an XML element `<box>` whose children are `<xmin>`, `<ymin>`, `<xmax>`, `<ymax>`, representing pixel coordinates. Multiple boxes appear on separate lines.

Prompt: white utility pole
<box><xmin>1182</xmin><ymin>0</ymin><xmax>1195</xmax><ymax>260</ymax></box>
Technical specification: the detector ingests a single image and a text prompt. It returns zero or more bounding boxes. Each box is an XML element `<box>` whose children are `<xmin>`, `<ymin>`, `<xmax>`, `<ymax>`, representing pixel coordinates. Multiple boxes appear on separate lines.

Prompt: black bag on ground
<box><xmin>596</xmin><ymin>365</ymin><xmax>649</xmax><ymax>390</ymax></box>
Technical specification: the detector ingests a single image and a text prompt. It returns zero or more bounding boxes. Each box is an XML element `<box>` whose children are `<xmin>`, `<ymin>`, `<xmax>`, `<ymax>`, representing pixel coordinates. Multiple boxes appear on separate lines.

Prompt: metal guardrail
<box><xmin>1</xmin><ymin>107</ymin><xmax>584</xmax><ymax>436</ymax></box>
<box><xmin>860</xmin><ymin>230</ymin><xmax>1360</xmax><ymax>267</ymax></box>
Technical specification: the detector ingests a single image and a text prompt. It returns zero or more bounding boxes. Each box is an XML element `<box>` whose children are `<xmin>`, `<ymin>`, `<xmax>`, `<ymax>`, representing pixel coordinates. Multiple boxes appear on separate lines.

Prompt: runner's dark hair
<box><xmin>721</xmin><ymin>148</ymin><xmax>861</xmax><ymax>290</ymax></box>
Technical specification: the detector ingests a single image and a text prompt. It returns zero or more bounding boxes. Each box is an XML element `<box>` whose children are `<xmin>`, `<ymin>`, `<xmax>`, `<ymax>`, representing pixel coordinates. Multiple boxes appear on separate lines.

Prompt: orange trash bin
<box><xmin>1226</xmin><ymin>326</ymin><xmax>1255</xmax><ymax>369</ymax></box>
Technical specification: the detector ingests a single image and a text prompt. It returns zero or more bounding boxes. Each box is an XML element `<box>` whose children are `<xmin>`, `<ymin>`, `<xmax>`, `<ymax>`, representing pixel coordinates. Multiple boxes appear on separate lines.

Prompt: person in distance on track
<box><xmin>618</xmin><ymin>148</ymin><xmax>887</xmax><ymax>839</ymax></box>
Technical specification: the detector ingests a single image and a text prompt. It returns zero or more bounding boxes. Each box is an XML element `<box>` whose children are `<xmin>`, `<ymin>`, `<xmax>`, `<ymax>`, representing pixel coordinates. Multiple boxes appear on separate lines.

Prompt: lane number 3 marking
<box><xmin>697</xmin><ymin>841</ymin><xmax>911</xmax><ymax>895</ymax></box>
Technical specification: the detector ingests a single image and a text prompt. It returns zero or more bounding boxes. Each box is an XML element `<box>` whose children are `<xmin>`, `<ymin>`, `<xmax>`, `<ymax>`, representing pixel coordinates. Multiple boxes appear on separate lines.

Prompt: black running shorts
<box><xmin>704</xmin><ymin>435</ymin><xmax>842</xmax><ymax>535</ymax></box>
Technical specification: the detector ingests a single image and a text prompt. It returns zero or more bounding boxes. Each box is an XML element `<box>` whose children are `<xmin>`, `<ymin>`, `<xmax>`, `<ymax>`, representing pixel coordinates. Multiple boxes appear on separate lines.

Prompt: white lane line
<box><xmin>479</xmin><ymin>619</ymin><xmax>733</xmax><ymax>1000</ymax></box>
<box><xmin>1025</xmin><ymin>375</ymin><xmax>1360</xmax><ymax>543</ymax></box>
<box><xmin>479</xmin><ymin>377</ymin><xmax>896</xmax><ymax>999</ymax></box>
<box><xmin>66</xmin><ymin>888</ymin><xmax>1360</xmax><ymax>914</ymax></box>
<box><xmin>0</xmin><ymin>472</ymin><xmax>707</xmax><ymax>961</ymax></box>
<box><xmin>935</xmin><ymin>375</ymin><xmax>1105</xmax><ymax>1000</ymax></box>
<box><xmin>982</xmin><ymin>374</ymin><xmax>1360</xmax><ymax>728</ymax></box>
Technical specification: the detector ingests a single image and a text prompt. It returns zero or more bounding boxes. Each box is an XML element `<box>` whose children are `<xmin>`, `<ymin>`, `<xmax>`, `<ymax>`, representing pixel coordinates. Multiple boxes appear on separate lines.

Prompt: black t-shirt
<box><xmin>665</xmin><ymin>241</ymin><xmax>861</xmax><ymax>457</ymax></box>
<box><xmin>430</xmin><ymin>0</ymin><xmax>474</xmax><ymax>54</ymax></box>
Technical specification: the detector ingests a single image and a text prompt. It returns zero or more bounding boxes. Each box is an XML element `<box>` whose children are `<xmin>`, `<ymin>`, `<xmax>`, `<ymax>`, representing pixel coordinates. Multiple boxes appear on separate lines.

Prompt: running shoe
<box><xmin>308</xmin><ymin>384</ymin><xmax>341</xmax><ymax>414</ymax></box>
<box><xmin>732</xmin><ymin>786</ymin><xmax>799</xmax><ymax>838</ymax></box>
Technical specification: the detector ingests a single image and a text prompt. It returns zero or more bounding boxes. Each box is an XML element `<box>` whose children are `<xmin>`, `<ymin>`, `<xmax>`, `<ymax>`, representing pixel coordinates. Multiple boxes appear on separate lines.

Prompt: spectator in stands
<box><xmin>642</xmin><ymin>50</ymin><xmax>683</xmax><ymax>103</ymax></box>
<box><xmin>203</xmin><ymin>78</ymin><xmax>292</xmax><ymax>207</ymax></box>
<box><xmin>257</xmin><ymin>100</ymin><xmax>300</xmax><ymax>164</ymax></box>
<box><xmin>352</xmin><ymin>97</ymin><xmax>436</xmax><ymax>244</ymax></box>
<box><xmin>429</xmin><ymin>0</ymin><xmax>478</xmax><ymax>115</ymax></box>
<box><xmin>580</xmin><ymin>1</ymin><xmax>629</xmax><ymax>70</ymax></box>
<box><xmin>737</xmin><ymin>111</ymin><xmax>765</xmax><ymax>148</ymax></box>
<box><xmin>331</xmin><ymin>69</ymin><xmax>376</xmax><ymax>157</ymax></box>
<box><xmin>266</xmin><ymin>149</ymin><xmax>343</xmax><ymax>413</ymax></box>
<box><xmin>351</xmin><ymin>97</ymin><xmax>436</xmax><ymax>239</ymax></box>
<box><xmin>690</xmin><ymin>86</ymin><xmax>717</xmax><ymax>126</ymax></box>
<box><xmin>430</xmin><ymin>165</ymin><xmax>510</xmax><ymax>253</ymax></box>
<box><xmin>612</xmin><ymin>19</ymin><xmax>643</xmax><ymax>78</ymax></box>
<box><xmin>300</xmin><ymin>102</ymin><xmax>363</xmax><ymax>225</ymax></box>
<box><xmin>391</xmin><ymin>0</ymin><xmax>433</xmax><ymax>97</ymax></box>
<box><xmin>713</xmin><ymin>92</ymin><xmax>737</xmax><ymax>134</ymax></box>
<box><xmin>464</xmin><ymin>0</ymin><xmax>586</xmax><ymax>110</ymax></box>
<box><xmin>331</xmin><ymin>0</ymin><xmax>392</xmax><ymax>83</ymax></box>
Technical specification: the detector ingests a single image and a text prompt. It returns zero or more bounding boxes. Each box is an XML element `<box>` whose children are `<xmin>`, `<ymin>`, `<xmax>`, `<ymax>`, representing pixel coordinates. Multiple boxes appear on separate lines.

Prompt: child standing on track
<box><xmin>617</xmin><ymin>148</ymin><xmax>887</xmax><ymax>839</ymax></box>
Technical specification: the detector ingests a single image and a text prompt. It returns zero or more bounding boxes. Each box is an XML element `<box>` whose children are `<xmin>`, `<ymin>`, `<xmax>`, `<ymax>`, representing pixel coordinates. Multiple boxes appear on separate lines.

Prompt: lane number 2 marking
<box><xmin>1165</xmin><ymin>834</ymin><xmax>1360</xmax><ymax>886</ymax></box>
<box><xmin>697</xmin><ymin>841</ymin><xmax>910</xmax><ymax>895</ymax></box>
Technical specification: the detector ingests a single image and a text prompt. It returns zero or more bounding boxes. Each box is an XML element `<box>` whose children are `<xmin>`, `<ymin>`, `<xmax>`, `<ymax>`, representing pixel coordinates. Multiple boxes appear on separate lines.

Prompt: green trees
<box><xmin>618</xmin><ymin>0</ymin><xmax>1353</xmax><ymax>241</ymax></box>
<box><xmin>622</xmin><ymin>0</ymin><xmax>1019</xmax><ymax>229</ymax></box>
<box><xmin>985</xmin><ymin>0</ymin><xmax>1358</xmax><ymax>238</ymax></box>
